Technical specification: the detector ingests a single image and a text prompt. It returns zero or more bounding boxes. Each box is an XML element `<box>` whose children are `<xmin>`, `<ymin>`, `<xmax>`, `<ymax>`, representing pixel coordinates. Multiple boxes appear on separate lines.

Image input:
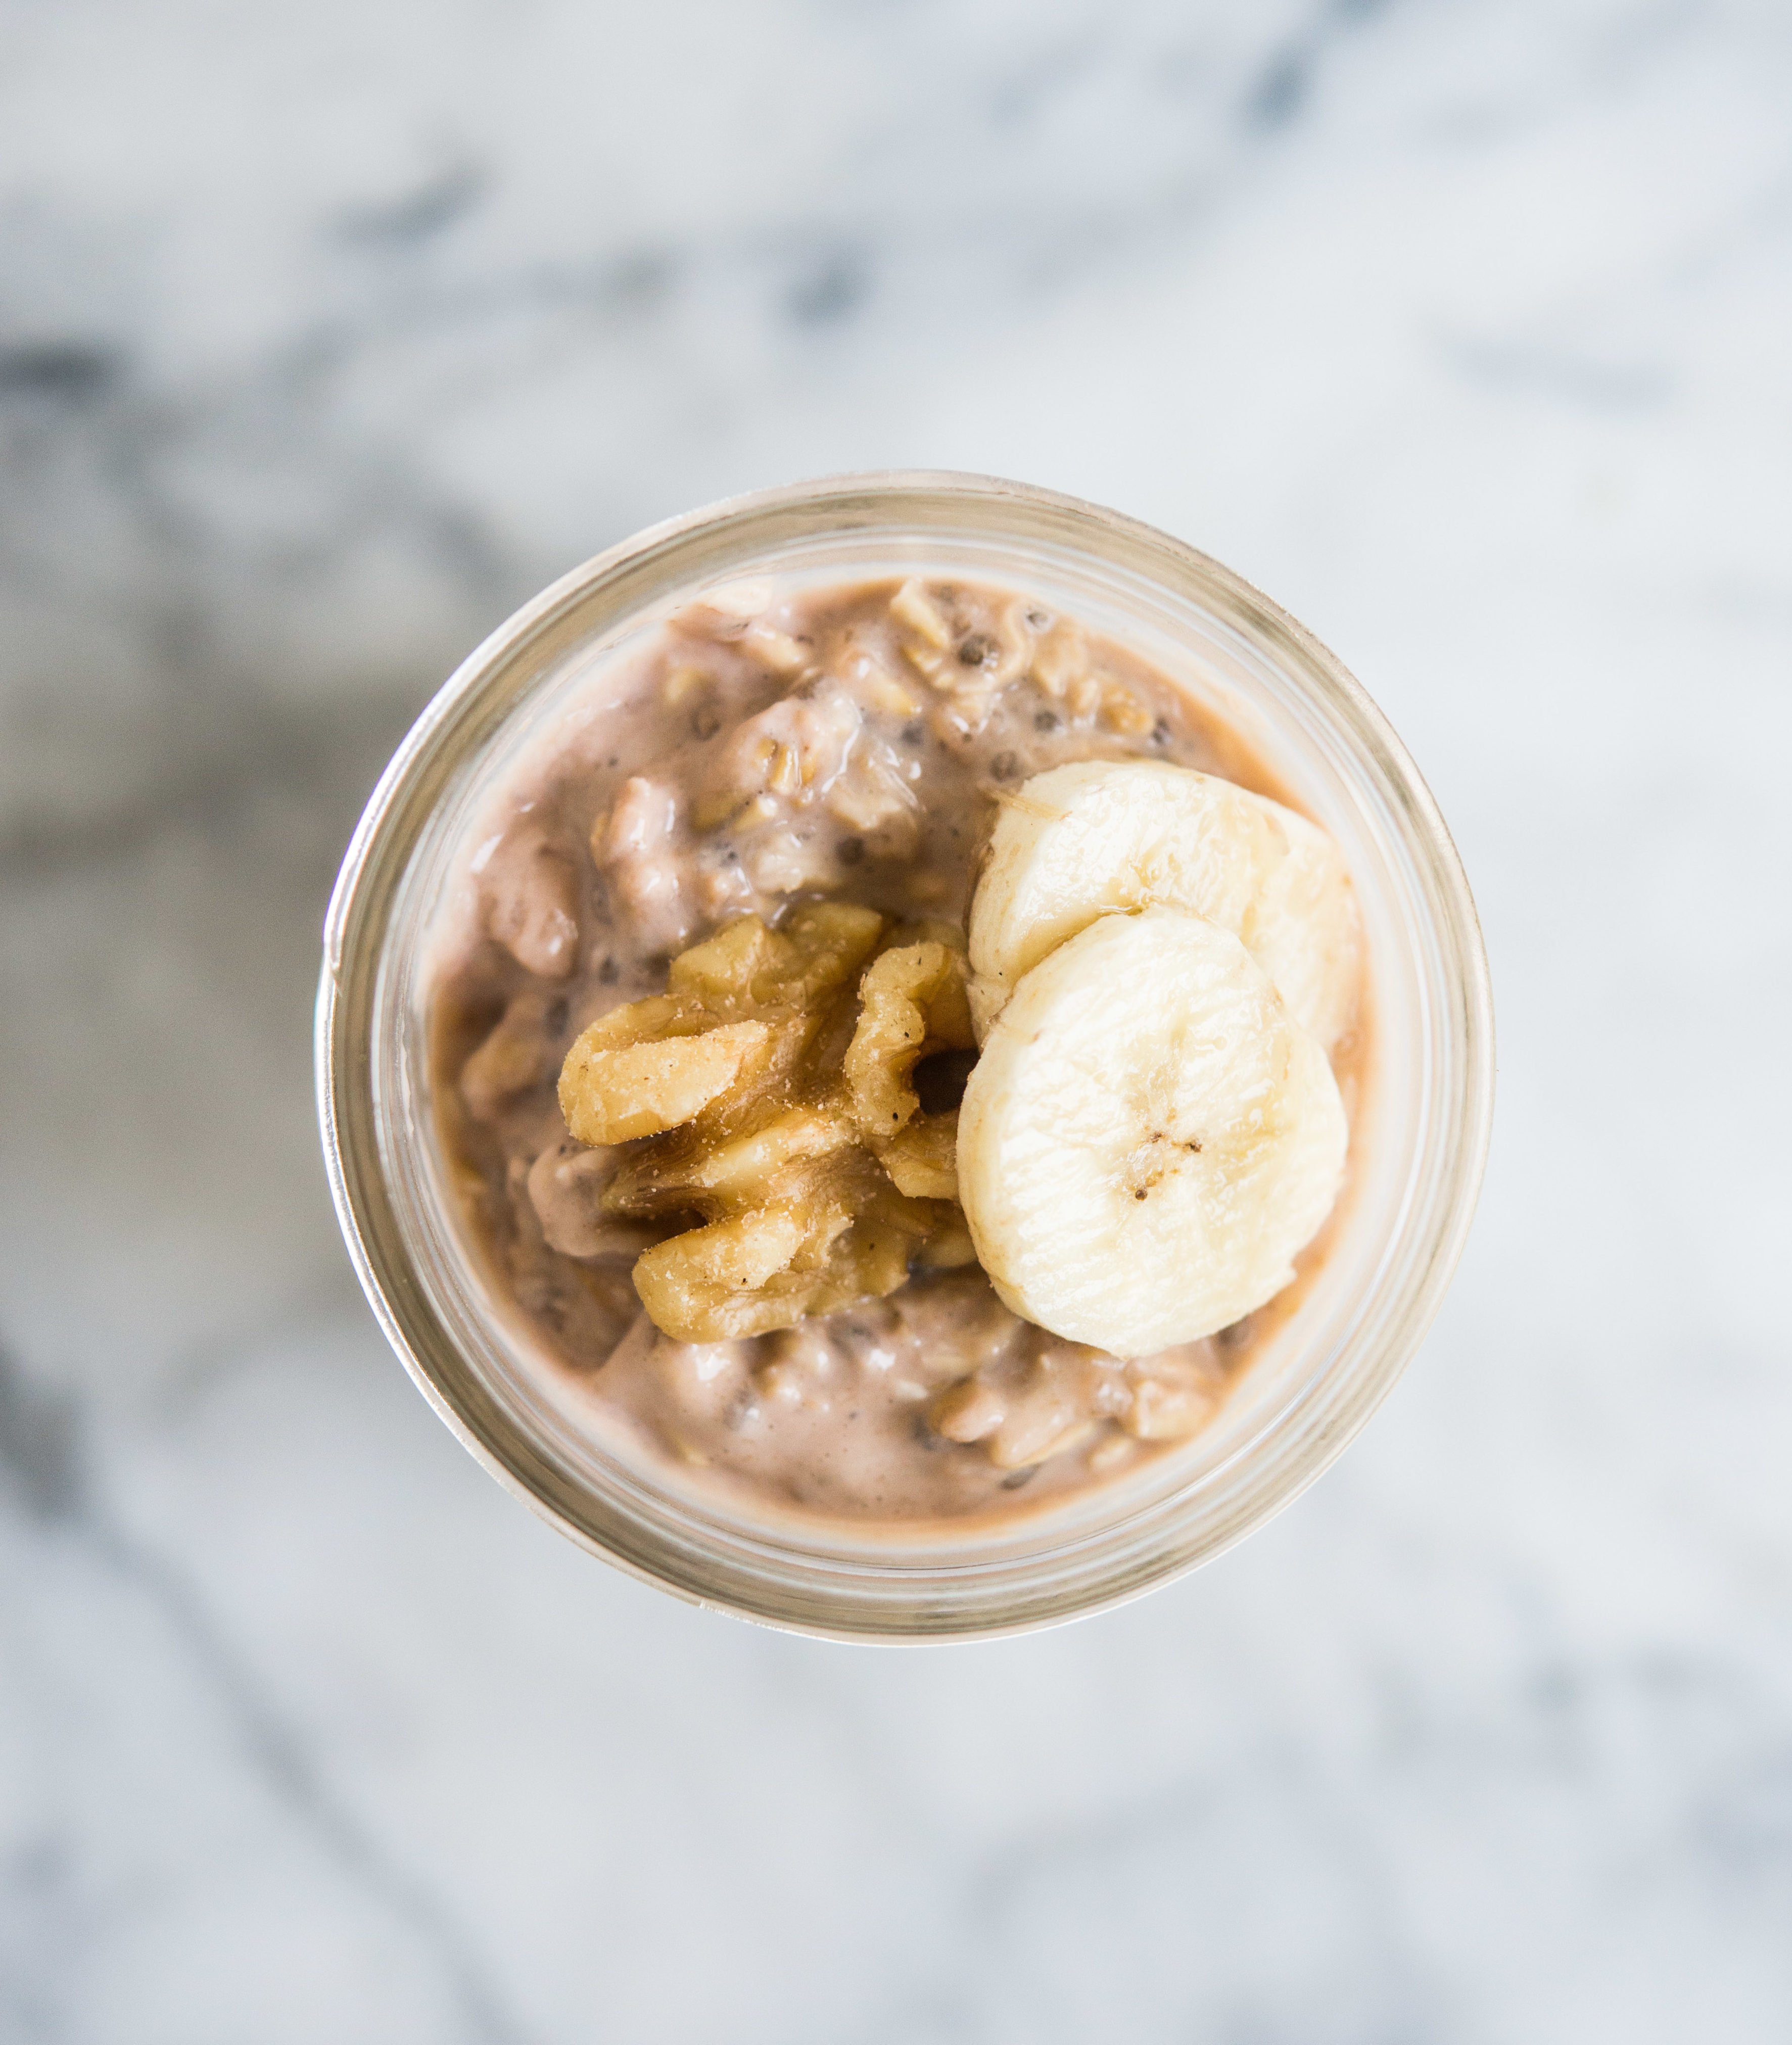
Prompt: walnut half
<box><xmin>557</xmin><ymin>907</ymin><xmax>974</xmax><ymax>1342</ymax></box>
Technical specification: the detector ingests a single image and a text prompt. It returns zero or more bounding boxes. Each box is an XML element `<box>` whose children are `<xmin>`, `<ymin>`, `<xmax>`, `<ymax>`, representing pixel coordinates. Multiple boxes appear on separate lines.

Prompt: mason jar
<box><xmin>316</xmin><ymin>471</ymin><xmax>1494</xmax><ymax>1640</ymax></box>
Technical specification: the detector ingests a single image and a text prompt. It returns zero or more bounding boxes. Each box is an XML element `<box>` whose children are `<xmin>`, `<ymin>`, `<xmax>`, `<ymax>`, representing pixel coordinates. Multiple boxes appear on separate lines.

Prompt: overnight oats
<box><xmin>429</xmin><ymin>574</ymin><xmax>1366</xmax><ymax>1523</ymax></box>
<box><xmin>318</xmin><ymin>472</ymin><xmax>1492</xmax><ymax>1635</ymax></box>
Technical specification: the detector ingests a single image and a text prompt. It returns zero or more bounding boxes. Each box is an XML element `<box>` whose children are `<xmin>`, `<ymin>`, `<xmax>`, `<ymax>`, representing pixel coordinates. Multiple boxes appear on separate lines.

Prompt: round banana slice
<box><xmin>968</xmin><ymin>760</ymin><xmax>1360</xmax><ymax>1050</ymax></box>
<box><xmin>958</xmin><ymin>908</ymin><xmax>1348</xmax><ymax>1356</ymax></box>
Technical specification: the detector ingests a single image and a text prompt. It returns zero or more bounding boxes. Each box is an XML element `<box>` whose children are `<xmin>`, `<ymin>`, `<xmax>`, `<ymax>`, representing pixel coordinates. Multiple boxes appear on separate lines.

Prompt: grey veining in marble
<box><xmin>3</xmin><ymin>2</ymin><xmax>1790</xmax><ymax>2039</ymax></box>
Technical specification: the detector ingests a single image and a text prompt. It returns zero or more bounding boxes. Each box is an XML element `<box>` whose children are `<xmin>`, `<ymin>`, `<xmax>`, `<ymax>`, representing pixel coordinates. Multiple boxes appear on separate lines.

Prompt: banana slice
<box><xmin>957</xmin><ymin>908</ymin><xmax>1348</xmax><ymax>1355</ymax></box>
<box><xmin>968</xmin><ymin>760</ymin><xmax>1360</xmax><ymax>1050</ymax></box>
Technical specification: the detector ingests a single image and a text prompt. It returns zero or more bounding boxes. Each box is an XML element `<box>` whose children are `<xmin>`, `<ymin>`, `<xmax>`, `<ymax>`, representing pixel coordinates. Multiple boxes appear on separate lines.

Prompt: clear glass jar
<box><xmin>316</xmin><ymin>472</ymin><xmax>1493</xmax><ymax>1640</ymax></box>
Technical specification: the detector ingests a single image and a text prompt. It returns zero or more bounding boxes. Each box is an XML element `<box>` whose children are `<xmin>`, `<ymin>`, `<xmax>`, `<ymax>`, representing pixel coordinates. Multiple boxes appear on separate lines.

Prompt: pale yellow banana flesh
<box><xmin>967</xmin><ymin>760</ymin><xmax>1360</xmax><ymax>1052</ymax></box>
<box><xmin>956</xmin><ymin>909</ymin><xmax>1348</xmax><ymax>1356</ymax></box>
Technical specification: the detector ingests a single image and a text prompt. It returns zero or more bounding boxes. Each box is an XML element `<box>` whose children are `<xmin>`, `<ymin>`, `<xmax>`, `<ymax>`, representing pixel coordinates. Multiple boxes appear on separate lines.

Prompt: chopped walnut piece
<box><xmin>912</xmin><ymin>1207</ymin><xmax>978</xmax><ymax>1268</ymax></box>
<box><xmin>633</xmin><ymin>1175</ymin><xmax>944</xmax><ymax>1343</ymax></box>
<box><xmin>842</xmin><ymin>938</ymin><xmax>974</xmax><ymax>1201</ymax></box>
<box><xmin>877</xmin><ymin>1111</ymin><xmax>958</xmax><ymax>1200</ymax></box>
<box><xmin>844</xmin><ymin>940</ymin><xmax>974</xmax><ymax>1139</ymax></box>
<box><xmin>669</xmin><ymin>900</ymin><xmax>884</xmax><ymax>1010</ymax></box>
<box><xmin>633</xmin><ymin>1205</ymin><xmax>819</xmax><ymax>1342</ymax></box>
<box><xmin>559</xmin><ymin>1005</ymin><xmax>772</xmax><ymax>1146</ymax></box>
<box><xmin>685</xmin><ymin>1103</ymin><xmax>859</xmax><ymax>1200</ymax></box>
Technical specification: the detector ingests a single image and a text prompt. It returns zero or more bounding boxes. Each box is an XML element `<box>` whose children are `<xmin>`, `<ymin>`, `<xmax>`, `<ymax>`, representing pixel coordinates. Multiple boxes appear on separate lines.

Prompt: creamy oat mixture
<box><xmin>431</xmin><ymin>575</ymin><xmax>1362</xmax><ymax>1522</ymax></box>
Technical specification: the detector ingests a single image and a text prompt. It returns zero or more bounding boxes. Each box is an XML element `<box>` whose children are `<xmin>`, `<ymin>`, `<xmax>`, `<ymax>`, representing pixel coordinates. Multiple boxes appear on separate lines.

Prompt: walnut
<box><xmin>876</xmin><ymin>1112</ymin><xmax>958</xmax><ymax>1201</ymax></box>
<box><xmin>844</xmin><ymin>940</ymin><xmax>973</xmax><ymax>1136</ymax></box>
<box><xmin>558</xmin><ymin>1004</ymin><xmax>772</xmax><ymax>1146</ymax></box>
<box><xmin>912</xmin><ymin>1206</ymin><xmax>978</xmax><ymax>1268</ymax></box>
<box><xmin>633</xmin><ymin>1172</ymin><xmax>941</xmax><ymax>1344</ymax></box>
<box><xmin>557</xmin><ymin>906</ymin><xmax>970</xmax><ymax>1342</ymax></box>
<box><xmin>668</xmin><ymin>899</ymin><xmax>883</xmax><ymax>1009</ymax></box>
<box><xmin>842</xmin><ymin>936</ymin><xmax>974</xmax><ymax>1200</ymax></box>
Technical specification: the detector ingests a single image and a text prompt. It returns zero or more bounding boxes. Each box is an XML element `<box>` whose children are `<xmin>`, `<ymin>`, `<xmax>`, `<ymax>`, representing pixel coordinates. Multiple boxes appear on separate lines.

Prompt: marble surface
<box><xmin>3</xmin><ymin>1</ymin><xmax>1790</xmax><ymax>2037</ymax></box>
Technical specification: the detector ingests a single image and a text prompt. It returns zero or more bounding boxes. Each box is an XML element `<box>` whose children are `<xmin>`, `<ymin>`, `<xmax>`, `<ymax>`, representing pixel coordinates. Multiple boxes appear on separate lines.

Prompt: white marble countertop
<box><xmin>3</xmin><ymin>2</ymin><xmax>1789</xmax><ymax>2038</ymax></box>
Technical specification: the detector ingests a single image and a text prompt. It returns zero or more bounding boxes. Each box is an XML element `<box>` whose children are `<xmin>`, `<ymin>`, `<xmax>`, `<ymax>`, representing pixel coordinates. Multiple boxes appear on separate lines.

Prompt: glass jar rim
<box><xmin>316</xmin><ymin>469</ymin><xmax>1494</xmax><ymax>1640</ymax></box>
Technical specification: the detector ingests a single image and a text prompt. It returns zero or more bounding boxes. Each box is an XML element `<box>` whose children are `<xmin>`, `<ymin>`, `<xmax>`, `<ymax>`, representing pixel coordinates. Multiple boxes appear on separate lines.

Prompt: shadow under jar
<box><xmin>317</xmin><ymin>472</ymin><xmax>1493</xmax><ymax>1640</ymax></box>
